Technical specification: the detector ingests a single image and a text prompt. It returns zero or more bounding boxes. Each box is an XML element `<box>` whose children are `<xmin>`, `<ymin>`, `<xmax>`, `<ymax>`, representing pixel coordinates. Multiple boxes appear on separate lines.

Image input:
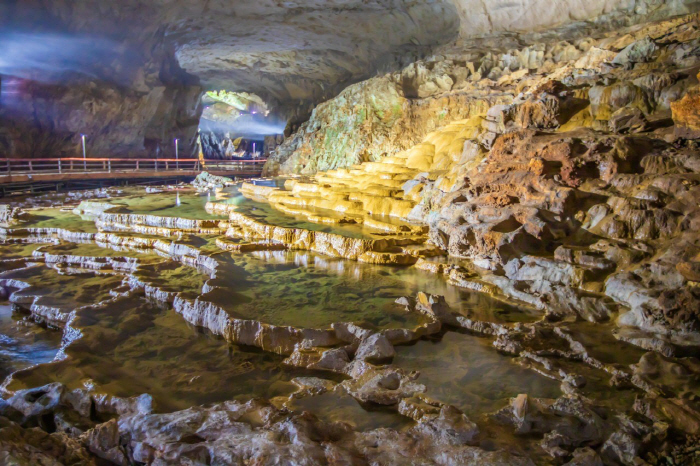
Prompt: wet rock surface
<box><xmin>3</xmin><ymin>11</ymin><xmax>700</xmax><ymax>466</ymax></box>
<box><xmin>0</xmin><ymin>186</ymin><xmax>545</xmax><ymax>463</ymax></box>
<box><xmin>192</xmin><ymin>172</ymin><xmax>234</xmax><ymax>193</ymax></box>
<box><xmin>0</xmin><ymin>175</ymin><xmax>693</xmax><ymax>464</ymax></box>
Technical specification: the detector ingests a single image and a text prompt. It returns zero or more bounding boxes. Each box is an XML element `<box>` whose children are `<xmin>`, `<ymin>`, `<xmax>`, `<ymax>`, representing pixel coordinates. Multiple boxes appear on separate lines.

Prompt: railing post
<box><xmin>166</xmin><ymin>160</ymin><xmax>169</xmax><ymax>171</ymax></box>
<box><xmin>70</xmin><ymin>160</ymin><xmax>73</xmax><ymax>171</ymax></box>
<box><xmin>108</xmin><ymin>160</ymin><xmax>111</xmax><ymax>173</ymax></box>
<box><xmin>155</xmin><ymin>160</ymin><xmax>158</xmax><ymax>171</ymax></box>
<box><xmin>136</xmin><ymin>160</ymin><xmax>139</xmax><ymax>171</ymax></box>
<box><xmin>28</xmin><ymin>160</ymin><xmax>33</xmax><ymax>172</ymax></box>
<box><xmin>58</xmin><ymin>159</ymin><xmax>62</xmax><ymax>174</ymax></box>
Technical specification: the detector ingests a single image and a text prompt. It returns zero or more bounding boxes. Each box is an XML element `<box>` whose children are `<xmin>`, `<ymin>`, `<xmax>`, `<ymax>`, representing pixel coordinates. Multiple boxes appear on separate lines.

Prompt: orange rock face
<box><xmin>671</xmin><ymin>73</ymin><xmax>700</xmax><ymax>139</ymax></box>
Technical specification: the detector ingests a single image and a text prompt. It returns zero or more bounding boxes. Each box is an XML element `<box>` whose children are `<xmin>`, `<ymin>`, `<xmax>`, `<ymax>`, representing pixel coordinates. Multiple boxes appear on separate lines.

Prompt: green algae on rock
<box><xmin>4</xmin><ymin>7</ymin><xmax>700</xmax><ymax>465</ymax></box>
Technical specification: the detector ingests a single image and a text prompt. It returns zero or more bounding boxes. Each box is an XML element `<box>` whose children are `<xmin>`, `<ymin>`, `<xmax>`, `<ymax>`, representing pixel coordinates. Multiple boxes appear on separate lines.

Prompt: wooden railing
<box><xmin>0</xmin><ymin>158</ymin><xmax>267</xmax><ymax>176</ymax></box>
<box><xmin>201</xmin><ymin>159</ymin><xmax>267</xmax><ymax>172</ymax></box>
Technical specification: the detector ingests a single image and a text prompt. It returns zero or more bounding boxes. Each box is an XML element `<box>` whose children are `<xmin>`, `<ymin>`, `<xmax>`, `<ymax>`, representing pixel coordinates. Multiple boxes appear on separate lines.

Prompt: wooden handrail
<box><xmin>204</xmin><ymin>159</ymin><xmax>268</xmax><ymax>163</ymax></box>
<box><xmin>0</xmin><ymin>157</ymin><xmax>267</xmax><ymax>178</ymax></box>
<box><xmin>0</xmin><ymin>158</ymin><xmax>267</xmax><ymax>163</ymax></box>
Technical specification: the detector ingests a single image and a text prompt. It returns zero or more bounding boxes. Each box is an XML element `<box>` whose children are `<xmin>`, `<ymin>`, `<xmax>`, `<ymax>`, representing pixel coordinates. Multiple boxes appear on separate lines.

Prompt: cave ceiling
<box><xmin>3</xmin><ymin>0</ymin><xmax>699</xmax><ymax>115</ymax></box>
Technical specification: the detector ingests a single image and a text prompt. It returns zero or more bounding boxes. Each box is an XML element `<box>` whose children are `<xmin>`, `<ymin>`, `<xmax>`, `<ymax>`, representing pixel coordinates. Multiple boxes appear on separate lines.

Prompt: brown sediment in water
<box><xmin>0</xmin><ymin>164</ymin><xmax>694</xmax><ymax>465</ymax></box>
<box><xmin>0</xmin><ymin>175</ymin><xmax>694</xmax><ymax>464</ymax></box>
<box><xmin>4</xmin><ymin>12</ymin><xmax>700</xmax><ymax>464</ymax></box>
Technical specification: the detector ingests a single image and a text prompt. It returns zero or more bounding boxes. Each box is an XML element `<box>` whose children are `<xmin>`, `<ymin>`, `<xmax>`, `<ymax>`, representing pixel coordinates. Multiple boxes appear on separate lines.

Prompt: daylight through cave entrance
<box><xmin>3</xmin><ymin>1</ymin><xmax>700</xmax><ymax>463</ymax></box>
<box><xmin>198</xmin><ymin>90</ymin><xmax>284</xmax><ymax>161</ymax></box>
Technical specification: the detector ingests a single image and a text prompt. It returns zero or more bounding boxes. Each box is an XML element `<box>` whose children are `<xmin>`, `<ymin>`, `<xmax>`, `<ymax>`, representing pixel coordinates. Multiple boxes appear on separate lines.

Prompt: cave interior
<box><xmin>2</xmin><ymin>1</ymin><xmax>700</xmax><ymax>464</ymax></box>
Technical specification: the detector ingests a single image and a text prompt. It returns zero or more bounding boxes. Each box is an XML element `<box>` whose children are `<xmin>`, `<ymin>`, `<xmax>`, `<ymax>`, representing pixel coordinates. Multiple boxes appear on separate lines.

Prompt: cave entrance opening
<box><xmin>197</xmin><ymin>90</ymin><xmax>284</xmax><ymax>162</ymax></box>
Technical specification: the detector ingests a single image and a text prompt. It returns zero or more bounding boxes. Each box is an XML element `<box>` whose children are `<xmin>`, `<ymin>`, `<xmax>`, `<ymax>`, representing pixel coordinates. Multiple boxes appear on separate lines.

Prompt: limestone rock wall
<box><xmin>5</xmin><ymin>0</ymin><xmax>700</xmax><ymax>160</ymax></box>
<box><xmin>263</xmin><ymin>73</ymin><xmax>505</xmax><ymax>175</ymax></box>
<box><xmin>263</xmin><ymin>13</ymin><xmax>700</xmax><ymax>344</ymax></box>
<box><xmin>0</xmin><ymin>2</ymin><xmax>204</xmax><ymax>159</ymax></box>
<box><xmin>0</xmin><ymin>77</ymin><xmax>202</xmax><ymax>159</ymax></box>
<box><xmin>264</xmin><ymin>0</ymin><xmax>700</xmax><ymax>176</ymax></box>
<box><xmin>449</xmin><ymin>0</ymin><xmax>700</xmax><ymax>38</ymax></box>
<box><xmin>0</xmin><ymin>0</ymin><xmax>461</xmax><ymax>160</ymax></box>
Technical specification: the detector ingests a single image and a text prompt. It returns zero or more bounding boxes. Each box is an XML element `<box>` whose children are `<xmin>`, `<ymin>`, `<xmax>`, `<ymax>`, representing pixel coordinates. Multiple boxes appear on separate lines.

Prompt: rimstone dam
<box><xmin>3</xmin><ymin>2</ymin><xmax>700</xmax><ymax>465</ymax></box>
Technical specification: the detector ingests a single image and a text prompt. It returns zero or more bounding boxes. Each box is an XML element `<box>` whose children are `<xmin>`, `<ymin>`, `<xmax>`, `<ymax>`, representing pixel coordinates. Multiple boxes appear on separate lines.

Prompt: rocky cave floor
<box><xmin>3</xmin><ymin>12</ymin><xmax>700</xmax><ymax>466</ymax></box>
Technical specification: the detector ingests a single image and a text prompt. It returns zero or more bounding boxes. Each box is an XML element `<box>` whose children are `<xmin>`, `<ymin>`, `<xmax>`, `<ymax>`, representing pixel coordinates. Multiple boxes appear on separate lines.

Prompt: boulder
<box><xmin>0</xmin><ymin>416</ymin><xmax>97</xmax><ymax>466</ymax></box>
<box><xmin>564</xmin><ymin>447</ymin><xmax>603</xmax><ymax>466</ymax></box>
<box><xmin>608</xmin><ymin>107</ymin><xmax>648</xmax><ymax>133</ymax></box>
<box><xmin>191</xmin><ymin>172</ymin><xmax>234</xmax><ymax>192</ymax></box>
<box><xmin>341</xmin><ymin>367</ymin><xmax>425</xmax><ymax>405</ymax></box>
<box><xmin>493</xmin><ymin>395</ymin><xmax>608</xmax><ymax>458</ymax></box>
<box><xmin>411</xmin><ymin>404</ymin><xmax>479</xmax><ymax>445</ymax></box>
<box><xmin>612</xmin><ymin>36</ymin><xmax>658</xmax><ymax>67</ymax></box>
<box><xmin>81</xmin><ymin>419</ymin><xmax>128</xmax><ymax>465</ymax></box>
<box><xmin>354</xmin><ymin>333</ymin><xmax>396</xmax><ymax>363</ymax></box>
<box><xmin>671</xmin><ymin>74</ymin><xmax>700</xmax><ymax>139</ymax></box>
<box><xmin>677</xmin><ymin>261</ymin><xmax>700</xmax><ymax>282</ymax></box>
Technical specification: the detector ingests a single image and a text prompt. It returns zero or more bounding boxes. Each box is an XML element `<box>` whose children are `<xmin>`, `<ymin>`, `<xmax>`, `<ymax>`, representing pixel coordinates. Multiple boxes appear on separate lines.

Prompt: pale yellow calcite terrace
<box><xmin>240</xmin><ymin>118</ymin><xmax>485</xmax><ymax>232</ymax></box>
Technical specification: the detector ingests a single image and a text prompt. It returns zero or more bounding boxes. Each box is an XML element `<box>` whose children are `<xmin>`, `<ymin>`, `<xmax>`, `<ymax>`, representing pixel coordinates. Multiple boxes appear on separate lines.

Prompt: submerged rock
<box><xmin>3</xmin><ymin>8</ymin><xmax>700</xmax><ymax>466</ymax></box>
<box><xmin>0</xmin><ymin>416</ymin><xmax>97</xmax><ymax>466</ymax></box>
<box><xmin>0</xmin><ymin>205</ymin><xmax>27</xmax><ymax>226</ymax></box>
<box><xmin>341</xmin><ymin>366</ymin><xmax>425</xmax><ymax>405</ymax></box>
<box><xmin>494</xmin><ymin>394</ymin><xmax>612</xmax><ymax>458</ymax></box>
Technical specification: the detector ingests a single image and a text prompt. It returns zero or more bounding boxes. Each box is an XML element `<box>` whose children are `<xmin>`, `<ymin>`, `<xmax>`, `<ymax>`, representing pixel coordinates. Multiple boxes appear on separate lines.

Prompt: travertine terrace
<box><xmin>3</xmin><ymin>2</ymin><xmax>700</xmax><ymax>465</ymax></box>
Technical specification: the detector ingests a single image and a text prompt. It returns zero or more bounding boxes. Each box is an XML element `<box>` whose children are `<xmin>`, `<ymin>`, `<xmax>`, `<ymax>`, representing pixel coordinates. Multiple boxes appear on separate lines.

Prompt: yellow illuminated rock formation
<box><xmin>241</xmin><ymin>117</ymin><xmax>484</xmax><ymax>230</ymax></box>
<box><xmin>225</xmin><ymin>120</ymin><xmax>493</xmax><ymax>264</ymax></box>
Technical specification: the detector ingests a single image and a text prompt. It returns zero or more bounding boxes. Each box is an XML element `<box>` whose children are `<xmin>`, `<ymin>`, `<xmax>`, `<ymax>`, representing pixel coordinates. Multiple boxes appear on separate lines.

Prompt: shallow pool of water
<box><xmin>562</xmin><ymin>321</ymin><xmax>647</xmax><ymax>366</ymax></box>
<box><xmin>6</xmin><ymin>296</ymin><xmax>330</xmax><ymax>413</ymax></box>
<box><xmin>215</xmin><ymin>250</ymin><xmax>539</xmax><ymax>328</ymax></box>
<box><xmin>0</xmin><ymin>180</ymin><xmax>663</xmax><ymax>454</ymax></box>
<box><xmin>17</xmin><ymin>208</ymin><xmax>99</xmax><ymax>233</ymax></box>
<box><xmin>115</xmin><ymin>190</ymin><xmax>226</xmax><ymax>221</ymax></box>
<box><xmin>0</xmin><ymin>243</ymin><xmax>43</xmax><ymax>260</ymax></box>
<box><xmin>0</xmin><ymin>303</ymin><xmax>62</xmax><ymax>381</ymax></box>
<box><xmin>287</xmin><ymin>390</ymin><xmax>413</xmax><ymax>431</ymax></box>
<box><xmin>212</xmin><ymin>184</ymin><xmax>414</xmax><ymax>240</ymax></box>
<box><xmin>2</xmin><ymin>265</ymin><xmax>125</xmax><ymax>311</ymax></box>
<box><xmin>134</xmin><ymin>261</ymin><xmax>212</xmax><ymax>295</ymax></box>
<box><xmin>393</xmin><ymin>331</ymin><xmax>562</xmax><ymax>418</ymax></box>
<box><xmin>195</xmin><ymin>249</ymin><xmax>529</xmax><ymax>331</ymax></box>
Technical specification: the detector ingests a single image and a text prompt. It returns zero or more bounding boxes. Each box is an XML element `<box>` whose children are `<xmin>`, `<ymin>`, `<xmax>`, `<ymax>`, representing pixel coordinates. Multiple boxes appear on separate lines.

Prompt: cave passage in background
<box><xmin>198</xmin><ymin>90</ymin><xmax>284</xmax><ymax>160</ymax></box>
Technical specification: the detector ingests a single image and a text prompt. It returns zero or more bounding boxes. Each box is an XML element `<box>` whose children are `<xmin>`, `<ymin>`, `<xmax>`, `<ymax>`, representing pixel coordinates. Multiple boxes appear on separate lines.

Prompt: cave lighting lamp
<box><xmin>81</xmin><ymin>134</ymin><xmax>87</xmax><ymax>170</ymax></box>
<box><xmin>175</xmin><ymin>138</ymin><xmax>179</xmax><ymax>170</ymax></box>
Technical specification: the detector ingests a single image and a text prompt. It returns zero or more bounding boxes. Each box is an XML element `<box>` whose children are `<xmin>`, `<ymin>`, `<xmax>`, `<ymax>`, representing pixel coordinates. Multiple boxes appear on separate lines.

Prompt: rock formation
<box><xmin>3</xmin><ymin>0</ymin><xmax>699</xmax><ymax>158</ymax></box>
<box><xmin>4</xmin><ymin>2</ymin><xmax>700</xmax><ymax>465</ymax></box>
<box><xmin>263</xmin><ymin>14</ymin><xmax>700</xmax><ymax>346</ymax></box>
